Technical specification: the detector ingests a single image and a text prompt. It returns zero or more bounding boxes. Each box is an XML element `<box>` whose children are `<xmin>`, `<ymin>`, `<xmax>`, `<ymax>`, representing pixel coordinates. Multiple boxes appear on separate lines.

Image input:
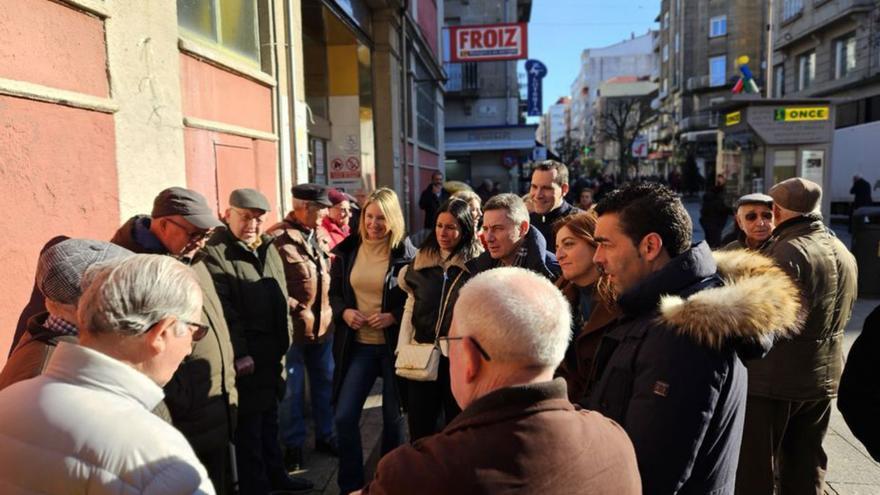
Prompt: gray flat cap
<box><xmin>229</xmin><ymin>188</ymin><xmax>271</xmax><ymax>212</ymax></box>
<box><xmin>36</xmin><ymin>239</ymin><xmax>133</xmax><ymax>305</ymax></box>
<box><xmin>736</xmin><ymin>193</ymin><xmax>774</xmax><ymax>209</ymax></box>
<box><xmin>152</xmin><ymin>187</ymin><xmax>223</xmax><ymax>229</ymax></box>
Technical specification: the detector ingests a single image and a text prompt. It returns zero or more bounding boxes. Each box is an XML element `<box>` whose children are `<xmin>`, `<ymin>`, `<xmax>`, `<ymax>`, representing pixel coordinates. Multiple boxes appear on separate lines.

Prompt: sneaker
<box><xmin>284</xmin><ymin>446</ymin><xmax>304</xmax><ymax>472</ymax></box>
<box><xmin>315</xmin><ymin>436</ymin><xmax>339</xmax><ymax>457</ymax></box>
<box><xmin>271</xmin><ymin>474</ymin><xmax>313</xmax><ymax>493</ymax></box>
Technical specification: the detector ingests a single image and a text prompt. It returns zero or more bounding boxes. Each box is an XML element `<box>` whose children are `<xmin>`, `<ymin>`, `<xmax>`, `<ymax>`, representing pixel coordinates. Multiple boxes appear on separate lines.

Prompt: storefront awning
<box><xmin>445</xmin><ymin>124</ymin><xmax>539</xmax><ymax>152</ymax></box>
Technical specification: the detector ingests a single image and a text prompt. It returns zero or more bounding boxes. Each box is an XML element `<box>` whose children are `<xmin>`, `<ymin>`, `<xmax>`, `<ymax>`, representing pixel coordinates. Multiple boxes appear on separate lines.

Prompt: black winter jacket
<box><xmin>330</xmin><ymin>234</ymin><xmax>416</xmax><ymax>404</ymax></box>
<box><xmin>530</xmin><ymin>200</ymin><xmax>580</xmax><ymax>250</ymax></box>
<box><xmin>467</xmin><ymin>225</ymin><xmax>560</xmax><ymax>280</ymax></box>
<box><xmin>838</xmin><ymin>304</ymin><xmax>880</xmax><ymax>461</ymax></box>
<box><xmin>587</xmin><ymin>243</ymin><xmax>800</xmax><ymax>495</ymax></box>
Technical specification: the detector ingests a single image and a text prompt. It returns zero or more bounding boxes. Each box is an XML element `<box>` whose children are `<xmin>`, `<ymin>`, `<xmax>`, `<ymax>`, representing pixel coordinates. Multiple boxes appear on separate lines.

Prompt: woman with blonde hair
<box><xmin>553</xmin><ymin>210</ymin><xmax>618</xmax><ymax>403</ymax></box>
<box><xmin>330</xmin><ymin>188</ymin><xmax>416</xmax><ymax>494</ymax></box>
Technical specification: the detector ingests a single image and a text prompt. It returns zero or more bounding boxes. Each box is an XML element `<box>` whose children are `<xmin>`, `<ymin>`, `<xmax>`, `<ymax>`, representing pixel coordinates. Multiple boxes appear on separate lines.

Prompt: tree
<box><xmin>553</xmin><ymin>135</ymin><xmax>583</xmax><ymax>167</ymax></box>
<box><xmin>597</xmin><ymin>96</ymin><xmax>654</xmax><ymax>181</ymax></box>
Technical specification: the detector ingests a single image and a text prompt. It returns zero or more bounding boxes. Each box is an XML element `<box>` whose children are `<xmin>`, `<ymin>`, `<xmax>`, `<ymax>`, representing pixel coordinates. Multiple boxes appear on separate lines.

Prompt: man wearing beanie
<box><xmin>0</xmin><ymin>239</ymin><xmax>132</xmax><ymax>390</ymax></box>
<box><xmin>202</xmin><ymin>188</ymin><xmax>313</xmax><ymax>494</ymax></box>
<box><xmin>111</xmin><ymin>187</ymin><xmax>238</xmax><ymax>494</ymax></box>
<box><xmin>736</xmin><ymin>177</ymin><xmax>858</xmax><ymax>494</ymax></box>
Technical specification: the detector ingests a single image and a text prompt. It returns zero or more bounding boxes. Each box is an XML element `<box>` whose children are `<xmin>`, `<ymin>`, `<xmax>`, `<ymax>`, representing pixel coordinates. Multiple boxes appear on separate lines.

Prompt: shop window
<box><xmin>415</xmin><ymin>60</ymin><xmax>438</xmax><ymax>148</ymax></box>
<box><xmin>178</xmin><ymin>0</ymin><xmax>261</xmax><ymax>65</ymax></box>
<box><xmin>709</xmin><ymin>16</ymin><xmax>727</xmax><ymax>38</ymax></box>
<box><xmin>834</xmin><ymin>33</ymin><xmax>857</xmax><ymax>80</ymax></box>
<box><xmin>798</xmin><ymin>50</ymin><xmax>815</xmax><ymax>91</ymax></box>
<box><xmin>773</xmin><ymin>150</ymin><xmax>797</xmax><ymax>184</ymax></box>
<box><xmin>709</xmin><ymin>56</ymin><xmax>726</xmax><ymax>87</ymax></box>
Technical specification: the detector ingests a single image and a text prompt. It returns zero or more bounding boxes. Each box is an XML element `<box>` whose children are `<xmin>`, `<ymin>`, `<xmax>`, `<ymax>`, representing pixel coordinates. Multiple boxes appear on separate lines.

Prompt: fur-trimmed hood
<box><xmin>659</xmin><ymin>249</ymin><xmax>802</xmax><ymax>351</ymax></box>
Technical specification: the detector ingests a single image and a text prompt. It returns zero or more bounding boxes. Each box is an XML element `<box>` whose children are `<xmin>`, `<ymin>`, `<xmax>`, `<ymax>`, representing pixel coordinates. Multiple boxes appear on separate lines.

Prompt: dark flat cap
<box><xmin>37</xmin><ymin>239</ymin><xmax>133</xmax><ymax>304</ymax></box>
<box><xmin>736</xmin><ymin>193</ymin><xmax>774</xmax><ymax>209</ymax></box>
<box><xmin>769</xmin><ymin>178</ymin><xmax>822</xmax><ymax>214</ymax></box>
<box><xmin>152</xmin><ymin>187</ymin><xmax>223</xmax><ymax>229</ymax></box>
<box><xmin>292</xmin><ymin>183</ymin><xmax>332</xmax><ymax>207</ymax></box>
<box><xmin>230</xmin><ymin>188</ymin><xmax>271</xmax><ymax>212</ymax></box>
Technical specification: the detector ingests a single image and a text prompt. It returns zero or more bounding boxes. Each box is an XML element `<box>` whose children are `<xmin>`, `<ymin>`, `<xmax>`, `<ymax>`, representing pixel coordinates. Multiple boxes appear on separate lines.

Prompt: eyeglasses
<box><xmin>179</xmin><ymin>318</ymin><xmax>209</xmax><ymax>341</ymax></box>
<box><xmin>165</xmin><ymin>217</ymin><xmax>214</xmax><ymax>243</ymax></box>
<box><xmin>231</xmin><ymin>207</ymin><xmax>265</xmax><ymax>225</ymax></box>
<box><xmin>437</xmin><ymin>336</ymin><xmax>492</xmax><ymax>361</ymax></box>
<box><xmin>744</xmin><ymin>212</ymin><xmax>773</xmax><ymax>222</ymax></box>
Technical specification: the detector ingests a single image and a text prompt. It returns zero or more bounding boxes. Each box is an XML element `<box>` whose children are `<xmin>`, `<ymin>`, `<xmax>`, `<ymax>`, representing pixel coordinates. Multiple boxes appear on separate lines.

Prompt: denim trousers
<box><xmin>334</xmin><ymin>341</ymin><xmax>405</xmax><ymax>493</ymax></box>
<box><xmin>279</xmin><ymin>336</ymin><xmax>335</xmax><ymax>448</ymax></box>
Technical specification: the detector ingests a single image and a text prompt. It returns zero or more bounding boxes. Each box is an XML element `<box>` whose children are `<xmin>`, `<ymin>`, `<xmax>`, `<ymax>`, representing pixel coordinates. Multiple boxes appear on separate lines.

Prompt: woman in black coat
<box><xmin>330</xmin><ymin>188</ymin><xmax>415</xmax><ymax>494</ymax></box>
<box><xmin>396</xmin><ymin>198</ymin><xmax>483</xmax><ymax>441</ymax></box>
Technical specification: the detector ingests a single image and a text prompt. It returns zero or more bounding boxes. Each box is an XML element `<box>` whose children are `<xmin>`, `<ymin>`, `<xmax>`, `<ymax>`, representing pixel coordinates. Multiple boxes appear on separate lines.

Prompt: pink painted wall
<box><xmin>179</xmin><ymin>54</ymin><xmax>273</xmax><ymax>133</ymax></box>
<box><xmin>0</xmin><ymin>0</ymin><xmax>109</xmax><ymax>97</ymax></box>
<box><xmin>0</xmin><ymin>96</ymin><xmax>119</xmax><ymax>363</ymax></box>
<box><xmin>416</xmin><ymin>0</ymin><xmax>439</xmax><ymax>59</ymax></box>
<box><xmin>183</xmin><ymin>128</ymin><xmax>279</xmax><ymax>220</ymax></box>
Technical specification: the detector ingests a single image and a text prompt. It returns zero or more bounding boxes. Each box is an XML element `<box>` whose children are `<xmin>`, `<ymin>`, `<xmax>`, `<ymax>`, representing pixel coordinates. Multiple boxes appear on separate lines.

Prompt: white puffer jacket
<box><xmin>0</xmin><ymin>342</ymin><xmax>215</xmax><ymax>494</ymax></box>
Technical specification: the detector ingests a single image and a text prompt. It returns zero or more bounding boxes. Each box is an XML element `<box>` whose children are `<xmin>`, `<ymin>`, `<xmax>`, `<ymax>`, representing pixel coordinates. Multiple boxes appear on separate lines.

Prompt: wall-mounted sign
<box><xmin>725</xmin><ymin>111</ymin><xmax>742</xmax><ymax>126</ymax></box>
<box><xmin>448</xmin><ymin>23</ymin><xmax>528</xmax><ymax>63</ymax></box>
<box><xmin>774</xmin><ymin>106</ymin><xmax>830</xmax><ymax>122</ymax></box>
<box><xmin>525</xmin><ymin>59</ymin><xmax>547</xmax><ymax>117</ymax></box>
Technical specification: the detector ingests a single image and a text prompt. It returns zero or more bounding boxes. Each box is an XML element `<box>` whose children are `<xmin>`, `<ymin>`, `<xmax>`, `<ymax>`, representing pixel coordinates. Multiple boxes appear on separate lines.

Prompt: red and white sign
<box><xmin>448</xmin><ymin>23</ymin><xmax>528</xmax><ymax>63</ymax></box>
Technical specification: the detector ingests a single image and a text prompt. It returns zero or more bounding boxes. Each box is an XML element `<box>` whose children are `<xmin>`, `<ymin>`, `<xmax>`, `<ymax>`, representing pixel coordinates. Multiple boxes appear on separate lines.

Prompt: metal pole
<box><xmin>766</xmin><ymin>0</ymin><xmax>775</xmax><ymax>98</ymax></box>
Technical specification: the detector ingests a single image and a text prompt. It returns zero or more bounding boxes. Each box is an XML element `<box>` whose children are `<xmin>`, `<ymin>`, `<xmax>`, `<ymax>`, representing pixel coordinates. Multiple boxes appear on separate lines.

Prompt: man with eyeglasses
<box><xmin>723</xmin><ymin>193</ymin><xmax>775</xmax><ymax>251</ymax></box>
<box><xmin>202</xmin><ymin>188</ymin><xmax>313</xmax><ymax>494</ymax></box>
<box><xmin>357</xmin><ymin>267</ymin><xmax>641</xmax><ymax>495</ymax></box>
<box><xmin>111</xmin><ymin>186</ymin><xmax>238</xmax><ymax>494</ymax></box>
<box><xmin>269</xmin><ymin>184</ymin><xmax>338</xmax><ymax>473</ymax></box>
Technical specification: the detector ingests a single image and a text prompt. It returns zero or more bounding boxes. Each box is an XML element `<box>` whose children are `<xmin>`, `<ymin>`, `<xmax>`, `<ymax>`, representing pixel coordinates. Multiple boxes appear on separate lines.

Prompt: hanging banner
<box><xmin>525</xmin><ymin>59</ymin><xmax>547</xmax><ymax>117</ymax></box>
<box><xmin>448</xmin><ymin>23</ymin><xmax>528</xmax><ymax>63</ymax></box>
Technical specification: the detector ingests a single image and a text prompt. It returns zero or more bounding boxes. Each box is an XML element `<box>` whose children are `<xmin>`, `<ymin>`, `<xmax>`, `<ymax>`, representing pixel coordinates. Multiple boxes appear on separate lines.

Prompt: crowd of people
<box><xmin>0</xmin><ymin>158</ymin><xmax>876</xmax><ymax>495</ymax></box>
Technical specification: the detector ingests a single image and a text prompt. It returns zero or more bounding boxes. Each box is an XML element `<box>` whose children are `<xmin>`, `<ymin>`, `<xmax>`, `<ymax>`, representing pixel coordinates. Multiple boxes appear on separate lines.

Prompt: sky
<box><xmin>521</xmin><ymin>0</ymin><xmax>660</xmax><ymax>116</ymax></box>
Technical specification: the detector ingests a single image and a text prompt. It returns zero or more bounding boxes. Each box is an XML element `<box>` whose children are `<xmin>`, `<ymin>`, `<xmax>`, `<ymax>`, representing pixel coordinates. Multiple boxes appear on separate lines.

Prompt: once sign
<box><xmin>448</xmin><ymin>23</ymin><xmax>528</xmax><ymax>63</ymax></box>
<box><xmin>774</xmin><ymin>106</ymin><xmax>830</xmax><ymax>122</ymax></box>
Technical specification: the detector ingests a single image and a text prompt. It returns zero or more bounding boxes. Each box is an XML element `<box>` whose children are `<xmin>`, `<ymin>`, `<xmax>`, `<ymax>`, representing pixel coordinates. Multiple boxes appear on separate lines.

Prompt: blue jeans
<box><xmin>335</xmin><ymin>342</ymin><xmax>405</xmax><ymax>493</ymax></box>
<box><xmin>280</xmin><ymin>336</ymin><xmax>335</xmax><ymax>448</ymax></box>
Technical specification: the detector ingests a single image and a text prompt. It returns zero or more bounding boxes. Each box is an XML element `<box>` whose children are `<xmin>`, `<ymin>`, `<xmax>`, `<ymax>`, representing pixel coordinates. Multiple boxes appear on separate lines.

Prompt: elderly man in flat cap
<box><xmin>736</xmin><ymin>178</ymin><xmax>858</xmax><ymax>495</ymax></box>
<box><xmin>111</xmin><ymin>186</ymin><xmax>237</xmax><ymax>493</ymax></box>
<box><xmin>723</xmin><ymin>193</ymin><xmax>775</xmax><ymax>251</ymax></box>
<box><xmin>270</xmin><ymin>184</ymin><xmax>338</xmax><ymax>471</ymax></box>
<box><xmin>202</xmin><ymin>188</ymin><xmax>313</xmax><ymax>494</ymax></box>
<box><xmin>0</xmin><ymin>239</ymin><xmax>132</xmax><ymax>390</ymax></box>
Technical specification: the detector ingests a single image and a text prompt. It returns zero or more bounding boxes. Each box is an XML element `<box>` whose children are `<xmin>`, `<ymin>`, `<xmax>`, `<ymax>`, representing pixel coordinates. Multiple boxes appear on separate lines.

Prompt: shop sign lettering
<box><xmin>448</xmin><ymin>23</ymin><xmax>528</xmax><ymax>62</ymax></box>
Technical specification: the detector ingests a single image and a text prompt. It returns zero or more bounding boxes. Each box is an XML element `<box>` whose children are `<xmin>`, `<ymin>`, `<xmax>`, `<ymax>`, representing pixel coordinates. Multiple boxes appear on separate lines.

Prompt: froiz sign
<box><xmin>448</xmin><ymin>23</ymin><xmax>528</xmax><ymax>63</ymax></box>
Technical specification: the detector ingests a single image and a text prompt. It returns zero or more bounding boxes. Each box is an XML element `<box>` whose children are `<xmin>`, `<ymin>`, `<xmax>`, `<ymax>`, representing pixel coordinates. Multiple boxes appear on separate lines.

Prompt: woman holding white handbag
<box><xmin>396</xmin><ymin>198</ymin><xmax>483</xmax><ymax>441</ymax></box>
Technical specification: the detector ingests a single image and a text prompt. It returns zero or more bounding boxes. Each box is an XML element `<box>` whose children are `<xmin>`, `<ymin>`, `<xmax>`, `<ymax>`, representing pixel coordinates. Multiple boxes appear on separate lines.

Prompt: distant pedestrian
<box><xmin>0</xmin><ymin>239</ymin><xmax>132</xmax><ymax>390</ymax></box>
<box><xmin>699</xmin><ymin>174</ymin><xmax>732</xmax><ymax>248</ymax></box>
<box><xmin>851</xmin><ymin>174</ymin><xmax>873</xmax><ymax>210</ymax></box>
<box><xmin>396</xmin><ymin>198</ymin><xmax>482</xmax><ymax>441</ymax></box>
<box><xmin>737</xmin><ymin>178</ymin><xmax>858</xmax><ymax>495</ymax></box>
<box><xmin>0</xmin><ymin>255</ymin><xmax>214</xmax><ymax>494</ymax></box>
<box><xmin>588</xmin><ymin>182</ymin><xmax>800</xmax><ymax>494</ymax></box>
<box><xmin>269</xmin><ymin>184</ymin><xmax>338</xmax><ymax>472</ymax></box>
<box><xmin>838</xmin><ymin>304</ymin><xmax>880</xmax><ymax>461</ymax></box>
<box><xmin>475</xmin><ymin>179</ymin><xmax>495</xmax><ymax>204</ymax></box>
<box><xmin>467</xmin><ymin>193</ymin><xmax>559</xmax><ymax>280</ymax></box>
<box><xmin>202</xmin><ymin>188</ymin><xmax>313</xmax><ymax>494</ymax></box>
<box><xmin>577</xmin><ymin>187</ymin><xmax>595</xmax><ymax>211</ymax></box>
<box><xmin>359</xmin><ymin>267</ymin><xmax>642</xmax><ymax>495</ymax></box>
<box><xmin>528</xmin><ymin>160</ymin><xmax>581</xmax><ymax>249</ymax></box>
<box><xmin>330</xmin><ymin>188</ymin><xmax>415</xmax><ymax>494</ymax></box>
<box><xmin>723</xmin><ymin>193</ymin><xmax>775</xmax><ymax>251</ymax></box>
<box><xmin>321</xmin><ymin>187</ymin><xmax>353</xmax><ymax>251</ymax></box>
<box><xmin>418</xmin><ymin>171</ymin><xmax>449</xmax><ymax>231</ymax></box>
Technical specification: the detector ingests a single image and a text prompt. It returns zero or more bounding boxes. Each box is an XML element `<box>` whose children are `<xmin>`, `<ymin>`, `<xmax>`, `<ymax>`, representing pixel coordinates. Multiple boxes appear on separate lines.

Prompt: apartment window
<box><xmin>710</xmin><ymin>56</ymin><xmax>727</xmax><ymax>87</ymax></box>
<box><xmin>782</xmin><ymin>0</ymin><xmax>804</xmax><ymax>22</ymax></box>
<box><xmin>415</xmin><ymin>60</ymin><xmax>438</xmax><ymax>148</ymax></box>
<box><xmin>834</xmin><ymin>33</ymin><xmax>857</xmax><ymax>79</ymax></box>
<box><xmin>663</xmin><ymin>44</ymin><xmax>669</xmax><ymax>62</ymax></box>
<box><xmin>675</xmin><ymin>32</ymin><xmax>680</xmax><ymax>53</ymax></box>
<box><xmin>798</xmin><ymin>50</ymin><xmax>816</xmax><ymax>91</ymax></box>
<box><xmin>177</xmin><ymin>0</ymin><xmax>262</xmax><ymax>64</ymax></box>
<box><xmin>774</xmin><ymin>64</ymin><xmax>785</xmax><ymax>98</ymax></box>
<box><xmin>709</xmin><ymin>16</ymin><xmax>727</xmax><ymax>38</ymax></box>
<box><xmin>662</xmin><ymin>12</ymin><xmax>669</xmax><ymax>30</ymax></box>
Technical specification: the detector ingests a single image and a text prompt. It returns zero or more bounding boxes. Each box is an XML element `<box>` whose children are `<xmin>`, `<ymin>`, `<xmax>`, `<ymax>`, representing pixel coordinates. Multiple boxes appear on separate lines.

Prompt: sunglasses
<box><xmin>179</xmin><ymin>318</ymin><xmax>209</xmax><ymax>341</ymax></box>
<box><xmin>744</xmin><ymin>212</ymin><xmax>773</xmax><ymax>222</ymax></box>
<box><xmin>437</xmin><ymin>336</ymin><xmax>492</xmax><ymax>361</ymax></box>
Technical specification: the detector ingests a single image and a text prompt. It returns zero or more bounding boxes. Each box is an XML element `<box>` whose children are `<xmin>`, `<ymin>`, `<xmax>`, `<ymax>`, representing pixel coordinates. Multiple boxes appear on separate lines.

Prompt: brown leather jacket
<box><xmin>268</xmin><ymin>213</ymin><xmax>333</xmax><ymax>344</ymax></box>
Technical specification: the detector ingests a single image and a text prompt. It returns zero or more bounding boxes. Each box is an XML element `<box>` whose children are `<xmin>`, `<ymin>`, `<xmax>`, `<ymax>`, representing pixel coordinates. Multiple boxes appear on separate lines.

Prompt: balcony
<box><xmin>679</xmin><ymin>112</ymin><xmax>718</xmax><ymax>133</ymax></box>
<box><xmin>444</xmin><ymin>62</ymin><xmax>479</xmax><ymax>95</ymax></box>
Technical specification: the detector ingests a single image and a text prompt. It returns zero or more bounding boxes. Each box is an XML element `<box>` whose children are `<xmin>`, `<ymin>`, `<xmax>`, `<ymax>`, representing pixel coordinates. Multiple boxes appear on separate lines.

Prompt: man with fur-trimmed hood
<box><xmin>587</xmin><ymin>183</ymin><xmax>801</xmax><ymax>495</ymax></box>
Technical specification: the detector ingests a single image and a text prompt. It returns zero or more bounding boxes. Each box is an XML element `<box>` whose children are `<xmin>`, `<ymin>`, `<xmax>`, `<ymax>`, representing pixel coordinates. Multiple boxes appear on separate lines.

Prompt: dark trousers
<box><xmin>405</xmin><ymin>356</ymin><xmax>460</xmax><ymax>441</ymax></box>
<box><xmin>194</xmin><ymin>442</ymin><xmax>231</xmax><ymax>495</ymax></box>
<box><xmin>736</xmin><ymin>396</ymin><xmax>831</xmax><ymax>495</ymax></box>
<box><xmin>235</xmin><ymin>405</ymin><xmax>288</xmax><ymax>495</ymax></box>
<box><xmin>335</xmin><ymin>342</ymin><xmax>405</xmax><ymax>494</ymax></box>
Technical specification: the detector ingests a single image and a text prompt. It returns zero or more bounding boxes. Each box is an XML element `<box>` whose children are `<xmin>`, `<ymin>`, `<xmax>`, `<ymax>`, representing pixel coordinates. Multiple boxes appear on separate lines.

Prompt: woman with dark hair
<box><xmin>330</xmin><ymin>188</ymin><xmax>416</xmax><ymax>494</ymax></box>
<box><xmin>396</xmin><ymin>198</ymin><xmax>483</xmax><ymax>440</ymax></box>
<box><xmin>553</xmin><ymin>211</ymin><xmax>618</xmax><ymax>404</ymax></box>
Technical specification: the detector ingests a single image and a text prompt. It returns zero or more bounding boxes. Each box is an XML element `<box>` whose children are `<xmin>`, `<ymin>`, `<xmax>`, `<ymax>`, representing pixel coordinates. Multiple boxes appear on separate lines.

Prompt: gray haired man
<box><xmin>724</xmin><ymin>193</ymin><xmax>775</xmax><ymax>251</ymax></box>
<box><xmin>0</xmin><ymin>255</ymin><xmax>214</xmax><ymax>493</ymax></box>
